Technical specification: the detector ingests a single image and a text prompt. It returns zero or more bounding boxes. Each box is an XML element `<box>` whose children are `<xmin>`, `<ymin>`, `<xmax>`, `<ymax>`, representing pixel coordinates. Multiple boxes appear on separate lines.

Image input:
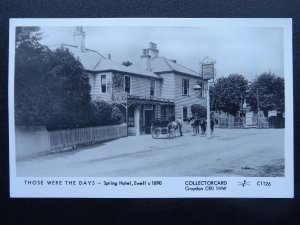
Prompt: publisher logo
<box><xmin>238</xmin><ymin>180</ymin><xmax>250</xmax><ymax>187</ymax></box>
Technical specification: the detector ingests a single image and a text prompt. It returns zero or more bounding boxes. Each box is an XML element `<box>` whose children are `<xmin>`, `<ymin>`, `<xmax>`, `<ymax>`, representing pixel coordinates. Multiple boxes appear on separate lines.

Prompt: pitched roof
<box><xmin>93</xmin><ymin>59</ymin><xmax>161</xmax><ymax>79</ymax></box>
<box><xmin>133</xmin><ymin>57</ymin><xmax>201</xmax><ymax>78</ymax></box>
<box><xmin>150</xmin><ymin>57</ymin><xmax>200</xmax><ymax>77</ymax></box>
<box><xmin>50</xmin><ymin>44</ymin><xmax>105</xmax><ymax>71</ymax></box>
<box><xmin>51</xmin><ymin>44</ymin><xmax>160</xmax><ymax>79</ymax></box>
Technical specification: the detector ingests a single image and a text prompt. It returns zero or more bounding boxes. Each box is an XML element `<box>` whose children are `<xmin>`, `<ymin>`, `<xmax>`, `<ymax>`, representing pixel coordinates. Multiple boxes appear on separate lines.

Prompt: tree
<box><xmin>191</xmin><ymin>104</ymin><xmax>206</xmax><ymax>119</ymax></box>
<box><xmin>246</xmin><ymin>72</ymin><xmax>284</xmax><ymax>117</ymax></box>
<box><xmin>210</xmin><ymin>74</ymin><xmax>249</xmax><ymax>116</ymax></box>
<box><xmin>46</xmin><ymin>47</ymin><xmax>92</xmax><ymax>130</ymax></box>
<box><xmin>15</xmin><ymin>26</ymin><xmax>42</xmax><ymax>48</ymax></box>
<box><xmin>15</xmin><ymin>26</ymin><xmax>92</xmax><ymax>130</ymax></box>
<box><xmin>15</xmin><ymin>26</ymin><xmax>52</xmax><ymax>126</ymax></box>
<box><xmin>91</xmin><ymin>101</ymin><xmax>123</xmax><ymax>126</ymax></box>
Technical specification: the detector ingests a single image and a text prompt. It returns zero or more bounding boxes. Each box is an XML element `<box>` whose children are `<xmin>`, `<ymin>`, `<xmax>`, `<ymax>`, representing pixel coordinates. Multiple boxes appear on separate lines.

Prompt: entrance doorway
<box><xmin>145</xmin><ymin>110</ymin><xmax>154</xmax><ymax>134</ymax></box>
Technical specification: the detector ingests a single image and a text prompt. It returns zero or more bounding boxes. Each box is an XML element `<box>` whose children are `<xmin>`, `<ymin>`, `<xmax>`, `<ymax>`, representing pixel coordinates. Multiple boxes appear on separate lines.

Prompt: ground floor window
<box><xmin>183</xmin><ymin>106</ymin><xmax>188</xmax><ymax>121</ymax></box>
<box><xmin>161</xmin><ymin>106</ymin><xmax>166</xmax><ymax>119</ymax></box>
<box><xmin>127</xmin><ymin>107</ymin><xmax>134</xmax><ymax>127</ymax></box>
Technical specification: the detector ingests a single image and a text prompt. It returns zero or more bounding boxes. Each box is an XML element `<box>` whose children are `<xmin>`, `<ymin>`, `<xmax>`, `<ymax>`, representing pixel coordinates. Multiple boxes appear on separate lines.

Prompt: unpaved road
<box><xmin>17</xmin><ymin>128</ymin><xmax>284</xmax><ymax>177</ymax></box>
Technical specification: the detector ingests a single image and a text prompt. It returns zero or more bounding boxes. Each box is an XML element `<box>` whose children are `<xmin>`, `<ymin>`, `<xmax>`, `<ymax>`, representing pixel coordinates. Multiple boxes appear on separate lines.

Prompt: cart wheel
<box><xmin>152</xmin><ymin>128</ymin><xmax>160</xmax><ymax>139</ymax></box>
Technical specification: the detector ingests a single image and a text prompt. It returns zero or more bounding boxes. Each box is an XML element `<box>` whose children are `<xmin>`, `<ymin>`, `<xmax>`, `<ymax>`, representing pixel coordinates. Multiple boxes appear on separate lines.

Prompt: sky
<box><xmin>39</xmin><ymin>26</ymin><xmax>284</xmax><ymax>81</ymax></box>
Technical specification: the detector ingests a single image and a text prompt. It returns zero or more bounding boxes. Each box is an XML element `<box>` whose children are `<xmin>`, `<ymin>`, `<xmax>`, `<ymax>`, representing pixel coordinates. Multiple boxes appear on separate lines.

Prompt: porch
<box><xmin>113</xmin><ymin>94</ymin><xmax>175</xmax><ymax>136</ymax></box>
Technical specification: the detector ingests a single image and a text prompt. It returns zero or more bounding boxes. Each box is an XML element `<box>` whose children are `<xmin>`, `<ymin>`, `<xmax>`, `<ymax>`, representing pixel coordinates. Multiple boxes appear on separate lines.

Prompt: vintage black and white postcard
<box><xmin>9</xmin><ymin>18</ymin><xmax>293</xmax><ymax>198</ymax></box>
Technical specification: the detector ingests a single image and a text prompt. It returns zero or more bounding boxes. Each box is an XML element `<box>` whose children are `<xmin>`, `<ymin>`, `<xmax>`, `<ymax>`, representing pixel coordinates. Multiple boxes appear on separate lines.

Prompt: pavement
<box><xmin>16</xmin><ymin>128</ymin><xmax>285</xmax><ymax>177</ymax></box>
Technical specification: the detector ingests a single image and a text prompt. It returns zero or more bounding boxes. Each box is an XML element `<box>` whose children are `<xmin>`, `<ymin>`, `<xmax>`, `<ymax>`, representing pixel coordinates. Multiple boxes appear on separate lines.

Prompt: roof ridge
<box><xmin>163</xmin><ymin>57</ymin><xmax>199</xmax><ymax>74</ymax></box>
<box><xmin>93</xmin><ymin>59</ymin><xmax>103</xmax><ymax>70</ymax></box>
<box><xmin>84</xmin><ymin>48</ymin><xmax>106</xmax><ymax>59</ymax></box>
<box><xmin>52</xmin><ymin>43</ymin><xmax>106</xmax><ymax>59</ymax></box>
<box><xmin>160</xmin><ymin>57</ymin><xmax>174</xmax><ymax>71</ymax></box>
<box><xmin>50</xmin><ymin>43</ymin><xmax>77</xmax><ymax>48</ymax></box>
<box><xmin>171</xmin><ymin>60</ymin><xmax>200</xmax><ymax>75</ymax></box>
<box><xmin>153</xmin><ymin>56</ymin><xmax>200</xmax><ymax>76</ymax></box>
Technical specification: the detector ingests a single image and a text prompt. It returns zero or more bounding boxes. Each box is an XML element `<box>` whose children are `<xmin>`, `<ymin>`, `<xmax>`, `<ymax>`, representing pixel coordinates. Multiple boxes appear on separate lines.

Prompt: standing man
<box><xmin>210</xmin><ymin>118</ymin><xmax>215</xmax><ymax>135</ymax></box>
<box><xmin>176</xmin><ymin>117</ymin><xmax>183</xmax><ymax>136</ymax></box>
<box><xmin>194</xmin><ymin>118</ymin><xmax>200</xmax><ymax>135</ymax></box>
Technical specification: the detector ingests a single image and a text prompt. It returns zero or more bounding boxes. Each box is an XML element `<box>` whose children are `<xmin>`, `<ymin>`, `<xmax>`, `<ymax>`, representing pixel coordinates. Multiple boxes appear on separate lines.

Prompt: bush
<box><xmin>91</xmin><ymin>101</ymin><xmax>123</xmax><ymax>126</ymax></box>
<box><xmin>191</xmin><ymin>104</ymin><xmax>207</xmax><ymax>119</ymax></box>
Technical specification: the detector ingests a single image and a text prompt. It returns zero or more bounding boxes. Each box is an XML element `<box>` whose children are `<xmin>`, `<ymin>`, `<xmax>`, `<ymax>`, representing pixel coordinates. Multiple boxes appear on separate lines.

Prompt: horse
<box><xmin>167</xmin><ymin>121</ymin><xmax>180</xmax><ymax>138</ymax></box>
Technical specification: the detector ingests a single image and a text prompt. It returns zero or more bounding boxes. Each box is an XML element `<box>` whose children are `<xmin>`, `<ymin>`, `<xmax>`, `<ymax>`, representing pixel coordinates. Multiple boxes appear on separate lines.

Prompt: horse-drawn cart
<box><xmin>151</xmin><ymin>120</ymin><xmax>178</xmax><ymax>139</ymax></box>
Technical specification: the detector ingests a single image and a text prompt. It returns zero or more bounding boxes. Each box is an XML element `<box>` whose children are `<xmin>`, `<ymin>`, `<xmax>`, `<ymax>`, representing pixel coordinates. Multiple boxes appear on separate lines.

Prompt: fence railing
<box><xmin>217</xmin><ymin>117</ymin><xmax>270</xmax><ymax>128</ymax></box>
<box><xmin>49</xmin><ymin>124</ymin><xmax>127</xmax><ymax>151</ymax></box>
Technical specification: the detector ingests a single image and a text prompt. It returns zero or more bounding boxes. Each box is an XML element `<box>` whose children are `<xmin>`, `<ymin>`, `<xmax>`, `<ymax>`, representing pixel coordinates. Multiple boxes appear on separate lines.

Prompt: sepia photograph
<box><xmin>9</xmin><ymin>18</ymin><xmax>293</xmax><ymax>198</ymax></box>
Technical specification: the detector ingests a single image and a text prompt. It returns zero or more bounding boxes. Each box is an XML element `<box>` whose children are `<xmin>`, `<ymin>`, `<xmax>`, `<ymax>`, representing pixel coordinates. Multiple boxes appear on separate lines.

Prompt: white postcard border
<box><xmin>9</xmin><ymin>18</ymin><xmax>294</xmax><ymax>198</ymax></box>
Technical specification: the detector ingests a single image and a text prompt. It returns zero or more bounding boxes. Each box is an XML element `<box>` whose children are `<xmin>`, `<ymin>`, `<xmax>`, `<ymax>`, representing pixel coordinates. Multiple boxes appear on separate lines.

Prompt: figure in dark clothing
<box><xmin>210</xmin><ymin>119</ymin><xmax>214</xmax><ymax>135</ymax></box>
<box><xmin>194</xmin><ymin>119</ymin><xmax>200</xmax><ymax>134</ymax></box>
<box><xmin>176</xmin><ymin>117</ymin><xmax>183</xmax><ymax>136</ymax></box>
<box><xmin>200</xmin><ymin>119</ymin><xmax>206</xmax><ymax>135</ymax></box>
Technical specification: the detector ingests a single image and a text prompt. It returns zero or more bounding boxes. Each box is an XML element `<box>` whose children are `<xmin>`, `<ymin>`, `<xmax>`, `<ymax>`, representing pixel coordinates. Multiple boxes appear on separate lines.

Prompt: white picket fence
<box><xmin>15</xmin><ymin>124</ymin><xmax>127</xmax><ymax>159</ymax></box>
<box><xmin>49</xmin><ymin>124</ymin><xmax>127</xmax><ymax>150</ymax></box>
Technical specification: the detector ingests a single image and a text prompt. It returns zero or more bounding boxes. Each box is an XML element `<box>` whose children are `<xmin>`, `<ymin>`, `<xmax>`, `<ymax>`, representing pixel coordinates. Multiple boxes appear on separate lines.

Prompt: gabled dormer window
<box><xmin>124</xmin><ymin>75</ymin><xmax>131</xmax><ymax>94</ymax></box>
<box><xmin>150</xmin><ymin>79</ymin><xmax>155</xmax><ymax>96</ymax></box>
<box><xmin>101</xmin><ymin>75</ymin><xmax>106</xmax><ymax>93</ymax></box>
<box><xmin>182</xmin><ymin>78</ymin><xmax>189</xmax><ymax>95</ymax></box>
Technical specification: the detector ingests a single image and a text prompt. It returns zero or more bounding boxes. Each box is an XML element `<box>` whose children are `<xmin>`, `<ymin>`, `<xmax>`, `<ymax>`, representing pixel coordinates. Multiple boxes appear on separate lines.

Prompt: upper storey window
<box><xmin>124</xmin><ymin>75</ymin><xmax>131</xmax><ymax>94</ymax></box>
<box><xmin>101</xmin><ymin>75</ymin><xmax>106</xmax><ymax>93</ymax></box>
<box><xmin>182</xmin><ymin>78</ymin><xmax>189</xmax><ymax>95</ymax></box>
<box><xmin>150</xmin><ymin>79</ymin><xmax>155</xmax><ymax>96</ymax></box>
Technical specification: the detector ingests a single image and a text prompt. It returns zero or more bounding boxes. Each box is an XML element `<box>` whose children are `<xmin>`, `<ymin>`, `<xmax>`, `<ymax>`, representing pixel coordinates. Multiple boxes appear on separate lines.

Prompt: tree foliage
<box><xmin>91</xmin><ymin>101</ymin><xmax>123</xmax><ymax>126</ymax></box>
<box><xmin>246</xmin><ymin>72</ymin><xmax>284</xmax><ymax>116</ymax></box>
<box><xmin>15</xmin><ymin>26</ymin><xmax>92</xmax><ymax>130</ymax></box>
<box><xmin>15</xmin><ymin>27</ymin><xmax>52</xmax><ymax>126</ymax></box>
<box><xmin>210</xmin><ymin>74</ymin><xmax>249</xmax><ymax>116</ymax></box>
<box><xmin>46</xmin><ymin>48</ymin><xmax>92</xmax><ymax>130</ymax></box>
<box><xmin>191</xmin><ymin>104</ymin><xmax>207</xmax><ymax>119</ymax></box>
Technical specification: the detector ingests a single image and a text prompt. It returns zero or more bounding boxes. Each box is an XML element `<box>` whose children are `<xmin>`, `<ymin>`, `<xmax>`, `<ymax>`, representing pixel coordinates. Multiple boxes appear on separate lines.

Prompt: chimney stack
<box><xmin>148</xmin><ymin>42</ymin><xmax>159</xmax><ymax>58</ymax></box>
<box><xmin>107</xmin><ymin>54</ymin><xmax>111</xmax><ymax>59</ymax></box>
<box><xmin>73</xmin><ymin>26</ymin><xmax>85</xmax><ymax>52</ymax></box>
<box><xmin>141</xmin><ymin>49</ymin><xmax>151</xmax><ymax>71</ymax></box>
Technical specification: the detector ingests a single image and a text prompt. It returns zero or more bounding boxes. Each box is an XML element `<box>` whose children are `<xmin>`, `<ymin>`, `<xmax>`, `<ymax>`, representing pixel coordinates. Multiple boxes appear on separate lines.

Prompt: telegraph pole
<box><xmin>256</xmin><ymin>88</ymin><xmax>260</xmax><ymax>129</ymax></box>
<box><xmin>200</xmin><ymin>57</ymin><xmax>216</xmax><ymax>139</ymax></box>
<box><xmin>206</xmin><ymin>81</ymin><xmax>211</xmax><ymax>138</ymax></box>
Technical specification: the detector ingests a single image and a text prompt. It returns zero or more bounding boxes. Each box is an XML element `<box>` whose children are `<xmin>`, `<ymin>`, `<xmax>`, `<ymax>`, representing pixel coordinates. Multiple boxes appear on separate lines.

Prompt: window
<box><xmin>200</xmin><ymin>82</ymin><xmax>204</xmax><ymax>97</ymax></box>
<box><xmin>101</xmin><ymin>75</ymin><xmax>106</xmax><ymax>93</ymax></box>
<box><xmin>161</xmin><ymin>106</ymin><xmax>166</xmax><ymax>119</ymax></box>
<box><xmin>125</xmin><ymin>76</ymin><xmax>131</xmax><ymax>94</ymax></box>
<box><xmin>182</xmin><ymin>78</ymin><xmax>189</xmax><ymax>95</ymax></box>
<box><xmin>127</xmin><ymin>107</ymin><xmax>134</xmax><ymax>127</ymax></box>
<box><xmin>194</xmin><ymin>82</ymin><xmax>204</xmax><ymax>97</ymax></box>
<box><xmin>150</xmin><ymin>79</ymin><xmax>155</xmax><ymax>96</ymax></box>
<box><xmin>183</xmin><ymin>107</ymin><xmax>188</xmax><ymax>121</ymax></box>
